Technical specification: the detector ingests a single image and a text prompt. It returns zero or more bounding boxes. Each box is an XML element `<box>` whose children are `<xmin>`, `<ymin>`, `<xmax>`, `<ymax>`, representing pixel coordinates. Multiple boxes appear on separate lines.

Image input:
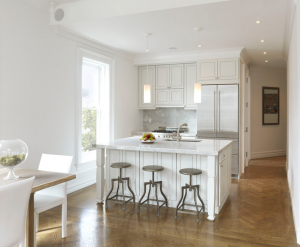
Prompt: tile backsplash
<box><xmin>143</xmin><ymin>108</ymin><xmax>197</xmax><ymax>133</ymax></box>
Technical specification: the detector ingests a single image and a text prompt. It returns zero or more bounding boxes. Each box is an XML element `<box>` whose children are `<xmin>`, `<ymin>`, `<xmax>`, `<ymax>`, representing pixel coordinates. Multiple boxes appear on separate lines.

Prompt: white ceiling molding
<box><xmin>283</xmin><ymin>0</ymin><xmax>297</xmax><ymax>61</ymax></box>
<box><xmin>53</xmin><ymin>0</ymin><xmax>233</xmax><ymax>24</ymax></box>
<box><xmin>133</xmin><ymin>47</ymin><xmax>245</xmax><ymax>66</ymax></box>
<box><xmin>240</xmin><ymin>48</ymin><xmax>252</xmax><ymax>66</ymax></box>
<box><xmin>53</xmin><ymin>25</ymin><xmax>135</xmax><ymax>61</ymax></box>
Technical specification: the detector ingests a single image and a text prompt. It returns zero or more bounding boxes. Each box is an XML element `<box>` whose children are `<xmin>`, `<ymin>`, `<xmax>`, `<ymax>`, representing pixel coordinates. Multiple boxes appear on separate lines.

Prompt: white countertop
<box><xmin>95</xmin><ymin>137</ymin><xmax>233</xmax><ymax>156</ymax></box>
<box><xmin>132</xmin><ymin>130</ymin><xmax>197</xmax><ymax>137</ymax></box>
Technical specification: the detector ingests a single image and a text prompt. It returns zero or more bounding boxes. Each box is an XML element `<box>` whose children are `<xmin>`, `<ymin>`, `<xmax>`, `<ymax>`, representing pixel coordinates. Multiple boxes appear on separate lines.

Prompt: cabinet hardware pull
<box><xmin>220</xmin><ymin>165</ymin><xmax>223</xmax><ymax>167</ymax></box>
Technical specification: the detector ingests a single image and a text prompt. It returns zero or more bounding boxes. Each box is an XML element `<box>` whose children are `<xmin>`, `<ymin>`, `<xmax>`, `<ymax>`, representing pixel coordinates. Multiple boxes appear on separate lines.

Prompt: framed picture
<box><xmin>262</xmin><ymin>87</ymin><xmax>279</xmax><ymax>125</ymax></box>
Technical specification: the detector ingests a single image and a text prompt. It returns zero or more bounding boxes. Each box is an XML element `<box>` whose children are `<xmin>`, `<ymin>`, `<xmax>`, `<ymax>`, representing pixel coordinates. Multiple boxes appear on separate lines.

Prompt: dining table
<box><xmin>0</xmin><ymin>168</ymin><xmax>76</xmax><ymax>247</ymax></box>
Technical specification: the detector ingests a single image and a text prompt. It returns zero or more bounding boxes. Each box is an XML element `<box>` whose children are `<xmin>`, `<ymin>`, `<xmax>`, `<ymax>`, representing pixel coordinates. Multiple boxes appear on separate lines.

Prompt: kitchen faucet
<box><xmin>177</xmin><ymin>123</ymin><xmax>188</xmax><ymax>143</ymax></box>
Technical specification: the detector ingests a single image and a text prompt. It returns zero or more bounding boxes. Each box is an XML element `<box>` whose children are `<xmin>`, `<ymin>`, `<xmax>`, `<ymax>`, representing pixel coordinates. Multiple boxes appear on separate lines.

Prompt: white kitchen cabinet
<box><xmin>169</xmin><ymin>89</ymin><xmax>184</xmax><ymax>105</ymax></box>
<box><xmin>218</xmin><ymin>58</ymin><xmax>239</xmax><ymax>79</ymax></box>
<box><xmin>170</xmin><ymin>64</ymin><xmax>184</xmax><ymax>88</ymax></box>
<box><xmin>156</xmin><ymin>90</ymin><xmax>169</xmax><ymax>105</ymax></box>
<box><xmin>139</xmin><ymin>66</ymin><xmax>156</xmax><ymax>109</ymax></box>
<box><xmin>184</xmin><ymin>63</ymin><xmax>197</xmax><ymax>109</ymax></box>
<box><xmin>156</xmin><ymin>89</ymin><xmax>183</xmax><ymax>106</ymax></box>
<box><xmin>156</xmin><ymin>65</ymin><xmax>169</xmax><ymax>89</ymax></box>
<box><xmin>198</xmin><ymin>59</ymin><xmax>218</xmax><ymax>80</ymax></box>
<box><xmin>197</xmin><ymin>58</ymin><xmax>239</xmax><ymax>83</ymax></box>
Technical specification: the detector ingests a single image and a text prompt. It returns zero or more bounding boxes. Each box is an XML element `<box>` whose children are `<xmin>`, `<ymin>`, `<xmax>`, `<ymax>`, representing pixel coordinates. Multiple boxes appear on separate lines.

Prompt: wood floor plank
<box><xmin>36</xmin><ymin>156</ymin><xmax>299</xmax><ymax>247</ymax></box>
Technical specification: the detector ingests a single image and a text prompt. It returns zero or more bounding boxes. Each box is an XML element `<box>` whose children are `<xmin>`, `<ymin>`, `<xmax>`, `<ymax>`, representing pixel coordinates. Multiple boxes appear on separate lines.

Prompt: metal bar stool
<box><xmin>137</xmin><ymin>165</ymin><xmax>168</xmax><ymax>216</ymax></box>
<box><xmin>175</xmin><ymin>168</ymin><xmax>205</xmax><ymax>222</ymax></box>
<box><xmin>105</xmin><ymin>162</ymin><xmax>135</xmax><ymax>211</ymax></box>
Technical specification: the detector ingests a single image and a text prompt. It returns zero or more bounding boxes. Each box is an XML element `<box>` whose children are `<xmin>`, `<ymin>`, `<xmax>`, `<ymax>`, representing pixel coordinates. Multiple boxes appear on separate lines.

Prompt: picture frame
<box><xmin>262</xmin><ymin>87</ymin><xmax>279</xmax><ymax>125</ymax></box>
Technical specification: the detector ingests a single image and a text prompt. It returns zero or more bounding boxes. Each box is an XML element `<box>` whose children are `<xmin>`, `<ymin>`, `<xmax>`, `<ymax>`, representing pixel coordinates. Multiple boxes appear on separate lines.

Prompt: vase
<box><xmin>0</xmin><ymin>139</ymin><xmax>28</xmax><ymax>180</ymax></box>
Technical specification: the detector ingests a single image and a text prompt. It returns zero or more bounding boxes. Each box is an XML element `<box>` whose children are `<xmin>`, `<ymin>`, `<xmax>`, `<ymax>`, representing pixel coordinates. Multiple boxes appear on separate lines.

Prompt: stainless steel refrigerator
<box><xmin>197</xmin><ymin>84</ymin><xmax>239</xmax><ymax>176</ymax></box>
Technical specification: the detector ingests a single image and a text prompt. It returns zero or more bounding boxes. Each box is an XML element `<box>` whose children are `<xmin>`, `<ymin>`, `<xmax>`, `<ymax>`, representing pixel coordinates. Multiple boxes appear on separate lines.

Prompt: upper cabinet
<box><xmin>170</xmin><ymin>64</ymin><xmax>184</xmax><ymax>88</ymax></box>
<box><xmin>138</xmin><ymin>66</ymin><xmax>156</xmax><ymax>109</ymax></box>
<box><xmin>156</xmin><ymin>65</ymin><xmax>169</xmax><ymax>89</ymax></box>
<box><xmin>218</xmin><ymin>58</ymin><xmax>239</xmax><ymax>80</ymax></box>
<box><xmin>198</xmin><ymin>60</ymin><xmax>218</xmax><ymax>80</ymax></box>
<box><xmin>198</xmin><ymin>58</ymin><xmax>239</xmax><ymax>83</ymax></box>
<box><xmin>138</xmin><ymin>58</ymin><xmax>240</xmax><ymax>109</ymax></box>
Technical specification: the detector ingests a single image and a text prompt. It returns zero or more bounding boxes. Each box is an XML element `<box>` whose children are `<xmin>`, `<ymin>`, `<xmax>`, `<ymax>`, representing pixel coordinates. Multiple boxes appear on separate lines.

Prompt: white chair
<box><xmin>0</xmin><ymin>176</ymin><xmax>35</xmax><ymax>247</ymax></box>
<box><xmin>34</xmin><ymin>154</ymin><xmax>73</xmax><ymax>245</ymax></box>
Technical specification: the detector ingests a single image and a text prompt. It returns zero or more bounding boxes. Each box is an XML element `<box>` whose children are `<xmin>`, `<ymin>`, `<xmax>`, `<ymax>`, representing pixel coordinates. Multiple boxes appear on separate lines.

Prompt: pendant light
<box><xmin>194</xmin><ymin>27</ymin><xmax>203</xmax><ymax>103</ymax></box>
<box><xmin>144</xmin><ymin>33</ymin><xmax>151</xmax><ymax>104</ymax></box>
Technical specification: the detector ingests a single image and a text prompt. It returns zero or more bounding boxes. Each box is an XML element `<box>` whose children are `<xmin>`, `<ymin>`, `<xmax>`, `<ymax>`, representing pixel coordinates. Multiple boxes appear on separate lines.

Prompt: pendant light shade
<box><xmin>194</xmin><ymin>83</ymin><xmax>202</xmax><ymax>103</ymax></box>
<box><xmin>194</xmin><ymin>27</ymin><xmax>203</xmax><ymax>104</ymax></box>
<box><xmin>143</xmin><ymin>33</ymin><xmax>152</xmax><ymax>104</ymax></box>
<box><xmin>144</xmin><ymin>84</ymin><xmax>151</xmax><ymax>103</ymax></box>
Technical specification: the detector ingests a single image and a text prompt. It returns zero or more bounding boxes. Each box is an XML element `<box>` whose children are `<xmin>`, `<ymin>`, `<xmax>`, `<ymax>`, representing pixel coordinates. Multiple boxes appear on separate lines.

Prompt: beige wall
<box><xmin>250</xmin><ymin>67</ymin><xmax>287</xmax><ymax>159</ymax></box>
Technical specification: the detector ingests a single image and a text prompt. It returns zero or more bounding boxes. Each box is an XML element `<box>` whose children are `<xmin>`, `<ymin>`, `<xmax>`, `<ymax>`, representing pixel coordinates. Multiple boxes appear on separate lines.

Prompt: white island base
<box><xmin>95</xmin><ymin>137</ymin><xmax>233</xmax><ymax>221</ymax></box>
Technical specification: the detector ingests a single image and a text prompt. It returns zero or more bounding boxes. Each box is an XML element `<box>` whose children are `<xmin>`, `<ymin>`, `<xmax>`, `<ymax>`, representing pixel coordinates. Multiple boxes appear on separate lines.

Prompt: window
<box><xmin>77</xmin><ymin>50</ymin><xmax>113</xmax><ymax>165</ymax></box>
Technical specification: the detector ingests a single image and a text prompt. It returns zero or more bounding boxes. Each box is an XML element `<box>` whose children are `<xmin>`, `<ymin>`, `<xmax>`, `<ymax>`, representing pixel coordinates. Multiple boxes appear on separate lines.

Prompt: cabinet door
<box><xmin>169</xmin><ymin>89</ymin><xmax>184</xmax><ymax>106</ymax></box>
<box><xmin>170</xmin><ymin>64</ymin><xmax>184</xmax><ymax>88</ymax></box>
<box><xmin>156</xmin><ymin>90</ymin><xmax>169</xmax><ymax>105</ymax></box>
<box><xmin>156</xmin><ymin>65</ymin><xmax>169</xmax><ymax>89</ymax></box>
<box><xmin>218</xmin><ymin>58</ymin><xmax>238</xmax><ymax>79</ymax></box>
<box><xmin>139</xmin><ymin>66</ymin><xmax>155</xmax><ymax>109</ymax></box>
<box><xmin>184</xmin><ymin>63</ymin><xmax>197</xmax><ymax>109</ymax></box>
<box><xmin>198</xmin><ymin>60</ymin><xmax>218</xmax><ymax>80</ymax></box>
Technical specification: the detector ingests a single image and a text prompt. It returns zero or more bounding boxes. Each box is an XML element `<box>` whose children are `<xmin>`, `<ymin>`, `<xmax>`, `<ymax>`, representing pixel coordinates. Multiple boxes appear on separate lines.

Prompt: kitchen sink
<box><xmin>163</xmin><ymin>138</ymin><xmax>202</xmax><ymax>142</ymax></box>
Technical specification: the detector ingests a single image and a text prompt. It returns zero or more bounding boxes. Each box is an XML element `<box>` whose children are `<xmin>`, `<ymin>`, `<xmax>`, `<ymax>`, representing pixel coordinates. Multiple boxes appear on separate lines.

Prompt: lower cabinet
<box><xmin>105</xmin><ymin>148</ymin><xmax>231</xmax><ymax>212</ymax></box>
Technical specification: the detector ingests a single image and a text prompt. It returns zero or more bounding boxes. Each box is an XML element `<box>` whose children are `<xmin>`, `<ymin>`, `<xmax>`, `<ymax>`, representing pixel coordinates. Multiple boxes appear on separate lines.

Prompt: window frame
<box><xmin>76</xmin><ymin>48</ymin><xmax>115</xmax><ymax>167</ymax></box>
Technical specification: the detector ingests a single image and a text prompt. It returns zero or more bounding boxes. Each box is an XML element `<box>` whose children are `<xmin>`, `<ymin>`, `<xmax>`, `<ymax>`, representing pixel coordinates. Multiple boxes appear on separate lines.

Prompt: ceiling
<box><xmin>55</xmin><ymin>0</ymin><xmax>288</xmax><ymax>68</ymax></box>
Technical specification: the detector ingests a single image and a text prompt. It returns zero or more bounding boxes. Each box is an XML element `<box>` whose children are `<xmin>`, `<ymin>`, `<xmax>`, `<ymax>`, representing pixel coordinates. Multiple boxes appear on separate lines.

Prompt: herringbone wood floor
<box><xmin>36</xmin><ymin>156</ymin><xmax>299</xmax><ymax>247</ymax></box>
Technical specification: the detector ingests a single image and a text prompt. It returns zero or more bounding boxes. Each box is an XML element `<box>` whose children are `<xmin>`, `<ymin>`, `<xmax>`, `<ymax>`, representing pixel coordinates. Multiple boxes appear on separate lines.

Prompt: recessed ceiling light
<box><xmin>146</xmin><ymin>49</ymin><xmax>149</xmax><ymax>52</ymax></box>
<box><xmin>265</xmin><ymin>60</ymin><xmax>268</xmax><ymax>63</ymax></box>
<box><xmin>198</xmin><ymin>45</ymin><xmax>202</xmax><ymax>48</ymax></box>
<box><xmin>261</xmin><ymin>40</ymin><xmax>265</xmax><ymax>42</ymax></box>
<box><xmin>256</xmin><ymin>21</ymin><xmax>261</xmax><ymax>24</ymax></box>
<box><xmin>264</xmin><ymin>52</ymin><xmax>267</xmax><ymax>54</ymax></box>
<box><xmin>169</xmin><ymin>47</ymin><xmax>177</xmax><ymax>50</ymax></box>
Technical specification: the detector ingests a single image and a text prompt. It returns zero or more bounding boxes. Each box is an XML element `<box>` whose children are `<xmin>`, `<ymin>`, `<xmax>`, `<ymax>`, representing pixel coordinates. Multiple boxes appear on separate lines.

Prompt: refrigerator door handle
<box><xmin>213</xmin><ymin>91</ymin><xmax>215</xmax><ymax>132</ymax></box>
<box><xmin>218</xmin><ymin>91</ymin><xmax>221</xmax><ymax>132</ymax></box>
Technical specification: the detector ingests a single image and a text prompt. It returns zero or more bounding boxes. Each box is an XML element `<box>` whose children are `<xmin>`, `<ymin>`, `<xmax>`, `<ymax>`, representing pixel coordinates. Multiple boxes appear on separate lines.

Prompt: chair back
<box><xmin>0</xmin><ymin>177</ymin><xmax>35</xmax><ymax>247</ymax></box>
<box><xmin>38</xmin><ymin>154</ymin><xmax>73</xmax><ymax>173</ymax></box>
<box><xmin>36</xmin><ymin>154</ymin><xmax>73</xmax><ymax>198</ymax></box>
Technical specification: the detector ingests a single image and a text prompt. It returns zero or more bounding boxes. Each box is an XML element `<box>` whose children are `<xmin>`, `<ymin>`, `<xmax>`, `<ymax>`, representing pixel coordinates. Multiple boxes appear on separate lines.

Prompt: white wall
<box><xmin>287</xmin><ymin>0</ymin><xmax>300</xmax><ymax>243</ymax></box>
<box><xmin>249</xmin><ymin>67</ymin><xmax>287</xmax><ymax>159</ymax></box>
<box><xmin>0</xmin><ymin>0</ymin><xmax>143</xmax><ymax>191</ymax></box>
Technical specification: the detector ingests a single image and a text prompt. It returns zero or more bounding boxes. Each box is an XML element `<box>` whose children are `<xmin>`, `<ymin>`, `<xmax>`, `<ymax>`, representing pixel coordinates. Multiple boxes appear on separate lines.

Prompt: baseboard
<box><xmin>251</xmin><ymin>150</ymin><xmax>286</xmax><ymax>159</ymax></box>
<box><xmin>287</xmin><ymin>168</ymin><xmax>300</xmax><ymax>244</ymax></box>
<box><xmin>67</xmin><ymin>166</ymin><xmax>96</xmax><ymax>194</ymax></box>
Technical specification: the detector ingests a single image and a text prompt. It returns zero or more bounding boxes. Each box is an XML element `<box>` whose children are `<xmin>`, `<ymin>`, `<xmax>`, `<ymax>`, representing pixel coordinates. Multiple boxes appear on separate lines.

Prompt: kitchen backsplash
<box><xmin>143</xmin><ymin>108</ymin><xmax>197</xmax><ymax>133</ymax></box>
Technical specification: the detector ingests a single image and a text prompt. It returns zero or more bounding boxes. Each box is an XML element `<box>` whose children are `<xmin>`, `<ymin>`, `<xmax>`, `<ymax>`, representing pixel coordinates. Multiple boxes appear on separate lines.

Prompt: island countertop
<box><xmin>95</xmin><ymin>137</ymin><xmax>233</xmax><ymax>156</ymax></box>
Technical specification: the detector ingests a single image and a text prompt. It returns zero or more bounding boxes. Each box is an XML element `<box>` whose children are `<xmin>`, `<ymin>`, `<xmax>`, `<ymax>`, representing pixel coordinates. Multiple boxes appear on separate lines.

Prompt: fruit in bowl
<box><xmin>140</xmin><ymin>133</ymin><xmax>156</xmax><ymax>142</ymax></box>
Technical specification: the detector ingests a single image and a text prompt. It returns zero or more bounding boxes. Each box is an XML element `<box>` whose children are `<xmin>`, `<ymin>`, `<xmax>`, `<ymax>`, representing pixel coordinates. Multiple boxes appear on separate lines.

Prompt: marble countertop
<box><xmin>132</xmin><ymin>130</ymin><xmax>197</xmax><ymax>137</ymax></box>
<box><xmin>95</xmin><ymin>137</ymin><xmax>233</xmax><ymax>156</ymax></box>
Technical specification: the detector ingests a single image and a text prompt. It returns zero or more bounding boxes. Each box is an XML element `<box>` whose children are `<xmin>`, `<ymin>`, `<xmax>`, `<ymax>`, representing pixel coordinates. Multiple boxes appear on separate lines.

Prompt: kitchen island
<box><xmin>95</xmin><ymin>137</ymin><xmax>232</xmax><ymax>221</ymax></box>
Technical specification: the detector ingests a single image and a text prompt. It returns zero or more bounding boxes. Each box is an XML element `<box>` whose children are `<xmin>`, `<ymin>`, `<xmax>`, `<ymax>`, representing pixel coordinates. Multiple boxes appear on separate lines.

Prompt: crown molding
<box><xmin>133</xmin><ymin>47</ymin><xmax>246</xmax><ymax>65</ymax></box>
<box><xmin>283</xmin><ymin>0</ymin><xmax>297</xmax><ymax>61</ymax></box>
<box><xmin>53</xmin><ymin>25</ymin><xmax>135</xmax><ymax>61</ymax></box>
<box><xmin>250</xmin><ymin>66</ymin><xmax>287</xmax><ymax>73</ymax></box>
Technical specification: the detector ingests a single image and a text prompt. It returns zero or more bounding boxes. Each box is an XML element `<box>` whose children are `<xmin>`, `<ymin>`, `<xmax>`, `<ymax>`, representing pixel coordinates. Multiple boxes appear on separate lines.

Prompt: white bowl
<box><xmin>140</xmin><ymin>139</ymin><xmax>156</xmax><ymax>143</ymax></box>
